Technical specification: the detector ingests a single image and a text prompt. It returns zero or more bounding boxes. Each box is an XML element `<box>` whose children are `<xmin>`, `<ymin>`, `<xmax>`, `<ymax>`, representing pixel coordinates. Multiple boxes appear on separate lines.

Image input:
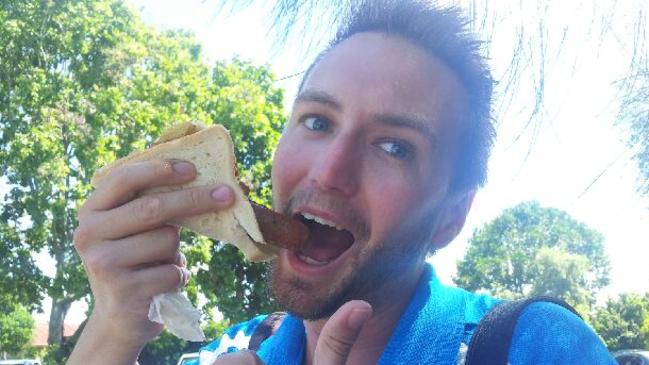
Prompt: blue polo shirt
<box><xmin>193</xmin><ymin>264</ymin><xmax>615</xmax><ymax>365</ymax></box>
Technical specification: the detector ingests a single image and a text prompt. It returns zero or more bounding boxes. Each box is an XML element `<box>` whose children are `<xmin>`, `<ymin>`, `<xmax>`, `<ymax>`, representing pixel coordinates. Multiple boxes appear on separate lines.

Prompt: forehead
<box><xmin>299</xmin><ymin>32</ymin><xmax>467</xmax><ymax>135</ymax></box>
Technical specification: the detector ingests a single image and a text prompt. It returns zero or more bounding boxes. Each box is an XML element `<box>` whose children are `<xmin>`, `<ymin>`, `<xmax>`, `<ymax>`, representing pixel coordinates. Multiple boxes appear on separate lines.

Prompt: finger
<box><xmin>90</xmin><ymin>226</ymin><xmax>180</xmax><ymax>269</ymax></box>
<box><xmin>86</xmin><ymin>159</ymin><xmax>197</xmax><ymax>212</ymax></box>
<box><xmin>175</xmin><ymin>251</ymin><xmax>187</xmax><ymax>268</ymax></box>
<box><xmin>313</xmin><ymin>300</ymin><xmax>372</xmax><ymax>365</ymax></box>
<box><xmin>211</xmin><ymin>350</ymin><xmax>264</xmax><ymax>365</ymax></box>
<box><xmin>88</xmin><ymin>184</ymin><xmax>234</xmax><ymax>240</ymax></box>
<box><xmin>158</xmin><ymin>249</ymin><xmax>187</xmax><ymax>268</ymax></box>
<box><xmin>128</xmin><ymin>264</ymin><xmax>190</xmax><ymax>299</ymax></box>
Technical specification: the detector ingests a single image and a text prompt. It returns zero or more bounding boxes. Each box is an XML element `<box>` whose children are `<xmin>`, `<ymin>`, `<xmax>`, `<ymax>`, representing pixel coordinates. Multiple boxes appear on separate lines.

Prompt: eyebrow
<box><xmin>375</xmin><ymin>113</ymin><xmax>439</xmax><ymax>145</ymax></box>
<box><xmin>294</xmin><ymin>90</ymin><xmax>342</xmax><ymax>110</ymax></box>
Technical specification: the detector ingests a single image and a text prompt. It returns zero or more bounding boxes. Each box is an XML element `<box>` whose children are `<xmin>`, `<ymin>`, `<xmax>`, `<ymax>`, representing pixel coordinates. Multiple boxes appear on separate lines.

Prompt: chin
<box><xmin>268</xmin><ymin>237</ymin><xmax>426</xmax><ymax>320</ymax></box>
<box><xmin>268</xmin><ymin>256</ymin><xmax>357</xmax><ymax>320</ymax></box>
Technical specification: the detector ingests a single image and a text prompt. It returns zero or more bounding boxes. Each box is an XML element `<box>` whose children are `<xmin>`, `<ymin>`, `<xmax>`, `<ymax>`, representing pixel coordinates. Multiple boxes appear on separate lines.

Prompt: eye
<box><xmin>303</xmin><ymin>116</ymin><xmax>330</xmax><ymax>132</ymax></box>
<box><xmin>377</xmin><ymin>140</ymin><xmax>413</xmax><ymax>160</ymax></box>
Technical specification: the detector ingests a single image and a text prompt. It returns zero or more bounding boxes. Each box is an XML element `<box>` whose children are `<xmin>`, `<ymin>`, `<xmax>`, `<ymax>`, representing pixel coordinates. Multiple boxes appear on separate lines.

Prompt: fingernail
<box><xmin>211</xmin><ymin>186</ymin><xmax>233</xmax><ymax>202</ymax></box>
<box><xmin>181</xmin><ymin>268</ymin><xmax>191</xmax><ymax>286</ymax></box>
<box><xmin>178</xmin><ymin>252</ymin><xmax>187</xmax><ymax>267</ymax></box>
<box><xmin>347</xmin><ymin>308</ymin><xmax>372</xmax><ymax>331</ymax></box>
<box><xmin>172</xmin><ymin>161</ymin><xmax>194</xmax><ymax>175</ymax></box>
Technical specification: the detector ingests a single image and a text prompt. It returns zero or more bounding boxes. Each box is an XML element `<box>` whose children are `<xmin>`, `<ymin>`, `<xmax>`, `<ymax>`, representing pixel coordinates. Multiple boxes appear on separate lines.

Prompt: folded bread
<box><xmin>91</xmin><ymin>122</ymin><xmax>279</xmax><ymax>262</ymax></box>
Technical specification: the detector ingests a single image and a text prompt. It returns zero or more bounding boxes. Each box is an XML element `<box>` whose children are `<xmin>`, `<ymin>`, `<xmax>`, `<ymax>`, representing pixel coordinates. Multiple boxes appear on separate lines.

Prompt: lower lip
<box><xmin>283</xmin><ymin>247</ymin><xmax>351</xmax><ymax>279</ymax></box>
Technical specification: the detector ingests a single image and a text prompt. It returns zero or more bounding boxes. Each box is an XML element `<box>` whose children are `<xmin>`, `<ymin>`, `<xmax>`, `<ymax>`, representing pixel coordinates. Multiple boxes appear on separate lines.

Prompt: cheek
<box><xmin>272</xmin><ymin>136</ymin><xmax>307</xmax><ymax>206</ymax></box>
<box><xmin>363</xmin><ymin>175</ymin><xmax>420</xmax><ymax>237</ymax></box>
<box><xmin>362</xmin><ymin>159</ymin><xmax>445</xmax><ymax>244</ymax></box>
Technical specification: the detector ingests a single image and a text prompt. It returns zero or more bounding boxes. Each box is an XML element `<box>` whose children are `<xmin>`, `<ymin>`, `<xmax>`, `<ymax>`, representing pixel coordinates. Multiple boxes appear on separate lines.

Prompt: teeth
<box><xmin>300</xmin><ymin>213</ymin><xmax>344</xmax><ymax>231</ymax></box>
<box><xmin>297</xmin><ymin>253</ymin><xmax>330</xmax><ymax>266</ymax></box>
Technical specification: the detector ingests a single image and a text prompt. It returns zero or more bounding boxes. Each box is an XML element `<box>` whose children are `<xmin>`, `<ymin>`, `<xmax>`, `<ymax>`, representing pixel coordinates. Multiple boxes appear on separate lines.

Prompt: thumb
<box><xmin>313</xmin><ymin>300</ymin><xmax>373</xmax><ymax>365</ymax></box>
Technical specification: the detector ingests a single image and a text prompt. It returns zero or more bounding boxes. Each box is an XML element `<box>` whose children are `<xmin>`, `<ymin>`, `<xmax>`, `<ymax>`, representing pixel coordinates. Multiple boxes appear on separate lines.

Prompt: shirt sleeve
<box><xmin>508</xmin><ymin>302</ymin><xmax>616</xmax><ymax>365</ymax></box>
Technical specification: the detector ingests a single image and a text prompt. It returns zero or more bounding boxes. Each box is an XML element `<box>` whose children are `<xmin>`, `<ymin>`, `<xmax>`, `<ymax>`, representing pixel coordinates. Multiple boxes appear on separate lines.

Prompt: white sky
<box><xmin>32</xmin><ymin>0</ymin><xmax>649</xmax><ymax>323</ymax></box>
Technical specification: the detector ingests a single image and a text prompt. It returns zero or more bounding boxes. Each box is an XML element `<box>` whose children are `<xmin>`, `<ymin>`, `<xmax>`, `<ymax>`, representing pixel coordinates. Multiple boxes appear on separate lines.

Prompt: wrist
<box><xmin>67</xmin><ymin>313</ymin><xmax>146</xmax><ymax>365</ymax></box>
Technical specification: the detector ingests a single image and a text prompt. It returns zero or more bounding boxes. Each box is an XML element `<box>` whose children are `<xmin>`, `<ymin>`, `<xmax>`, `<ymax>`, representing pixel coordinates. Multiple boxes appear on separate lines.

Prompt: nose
<box><xmin>309</xmin><ymin>134</ymin><xmax>360</xmax><ymax>196</ymax></box>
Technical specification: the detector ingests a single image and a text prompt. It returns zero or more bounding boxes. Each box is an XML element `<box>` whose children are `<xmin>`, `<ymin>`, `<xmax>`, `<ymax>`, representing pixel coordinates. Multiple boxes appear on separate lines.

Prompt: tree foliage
<box><xmin>454</xmin><ymin>201</ymin><xmax>610</xmax><ymax>310</ymax></box>
<box><xmin>0</xmin><ymin>0</ymin><xmax>284</xmax><ymax>359</ymax></box>
<box><xmin>591</xmin><ymin>293</ymin><xmax>649</xmax><ymax>351</ymax></box>
<box><xmin>528</xmin><ymin>246</ymin><xmax>592</xmax><ymax>311</ymax></box>
<box><xmin>0</xmin><ymin>297</ymin><xmax>35</xmax><ymax>357</ymax></box>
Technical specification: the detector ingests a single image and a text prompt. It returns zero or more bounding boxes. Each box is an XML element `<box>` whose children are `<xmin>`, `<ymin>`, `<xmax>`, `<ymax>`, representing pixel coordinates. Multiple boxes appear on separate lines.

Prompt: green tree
<box><xmin>642</xmin><ymin>316</ymin><xmax>649</xmax><ymax>349</ymax></box>
<box><xmin>0</xmin><ymin>298</ymin><xmax>35</xmax><ymax>357</ymax></box>
<box><xmin>0</xmin><ymin>1</ymin><xmax>284</xmax><ymax>361</ymax></box>
<box><xmin>529</xmin><ymin>246</ymin><xmax>593</xmax><ymax>315</ymax></box>
<box><xmin>454</xmin><ymin>201</ymin><xmax>610</xmax><ymax>310</ymax></box>
<box><xmin>591</xmin><ymin>293</ymin><xmax>649</xmax><ymax>351</ymax></box>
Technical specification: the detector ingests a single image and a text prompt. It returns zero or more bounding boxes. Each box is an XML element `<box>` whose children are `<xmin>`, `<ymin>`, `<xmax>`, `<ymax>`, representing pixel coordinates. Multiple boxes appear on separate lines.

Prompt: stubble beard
<box><xmin>267</xmin><ymin>204</ymin><xmax>436</xmax><ymax>320</ymax></box>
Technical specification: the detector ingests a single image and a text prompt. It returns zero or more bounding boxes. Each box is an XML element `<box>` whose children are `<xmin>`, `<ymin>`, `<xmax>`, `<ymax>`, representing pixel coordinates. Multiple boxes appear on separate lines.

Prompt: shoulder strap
<box><xmin>464</xmin><ymin>296</ymin><xmax>581</xmax><ymax>365</ymax></box>
<box><xmin>248</xmin><ymin>312</ymin><xmax>287</xmax><ymax>352</ymax></box>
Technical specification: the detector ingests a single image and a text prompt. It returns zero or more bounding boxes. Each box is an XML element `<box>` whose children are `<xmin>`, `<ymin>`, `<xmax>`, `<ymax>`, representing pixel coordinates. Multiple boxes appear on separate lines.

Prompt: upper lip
<box><xmin>293</xmin><ymin>206</ymin><xmax>353</xmax><ymax>234</ymax></box>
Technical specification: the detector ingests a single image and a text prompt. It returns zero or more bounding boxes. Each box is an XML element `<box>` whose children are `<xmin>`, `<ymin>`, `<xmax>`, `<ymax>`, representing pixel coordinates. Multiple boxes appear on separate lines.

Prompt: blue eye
<box><xmin>303</xmin><ymin>116</ymin><xmax>330</xmax><ymax>132</ymax></box>
<box><xmin>378</xmin><ymin>140</ymin><xmax>412</xmax><ymax>160</ymax></box>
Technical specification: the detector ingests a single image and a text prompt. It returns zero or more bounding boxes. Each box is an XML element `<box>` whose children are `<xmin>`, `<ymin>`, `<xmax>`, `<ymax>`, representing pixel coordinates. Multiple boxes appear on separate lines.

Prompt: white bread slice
<box><xmin>91</xmin><ymin>123</ymin><xmax>278</xmax><ymax>262</ymax></box>
<box><xmin>153</xmin><ymin>121</ymin><xmax>207</xmax><ymax>146</ymax></box>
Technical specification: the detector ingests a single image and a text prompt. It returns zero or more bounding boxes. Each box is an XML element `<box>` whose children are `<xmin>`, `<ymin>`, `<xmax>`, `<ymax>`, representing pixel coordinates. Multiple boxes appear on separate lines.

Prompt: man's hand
<box><xmin>212</xmin><ymin>300</ymin><xmax>373</xmax><ymax>365</ymax></box>
<box><xmin>67</xmin><ymin>159</ymin><xmax>236</xmax><ymax>365</ymax></box>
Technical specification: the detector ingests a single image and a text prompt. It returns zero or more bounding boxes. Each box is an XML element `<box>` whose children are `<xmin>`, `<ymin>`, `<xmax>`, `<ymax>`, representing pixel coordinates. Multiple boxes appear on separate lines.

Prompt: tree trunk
<box><xmin>48</xmin><ymin>297</ymin><xmax>73</xmax><ymax>346</ymax></box>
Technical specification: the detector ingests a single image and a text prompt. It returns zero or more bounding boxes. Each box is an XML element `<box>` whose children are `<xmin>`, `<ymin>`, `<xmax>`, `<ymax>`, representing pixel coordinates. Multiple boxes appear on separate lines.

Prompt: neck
<box><xmin>302</xmin><ymin>265</ymin><xmax>425</xmax><ymax>365</ymax></box>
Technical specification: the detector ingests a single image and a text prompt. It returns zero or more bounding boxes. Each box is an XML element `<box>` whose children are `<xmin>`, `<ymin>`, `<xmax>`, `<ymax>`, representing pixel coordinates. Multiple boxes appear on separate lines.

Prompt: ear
<box><xmin>430</xmin><ymin>190</ymin><xmax>476</xmax><ymax>250</ymax></box>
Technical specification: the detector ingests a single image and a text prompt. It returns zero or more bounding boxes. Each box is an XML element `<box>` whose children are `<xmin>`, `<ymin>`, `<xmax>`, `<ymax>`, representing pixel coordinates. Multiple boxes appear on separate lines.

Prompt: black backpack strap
<box><xmin>248</xmin><ymin>312</ymin><xmax>287</xmax><ymax>351</ymax></box>
<box><xmin>464</xmin><ymin>296</ymin><xmax>581</xmax><ymax>365</ymax></box>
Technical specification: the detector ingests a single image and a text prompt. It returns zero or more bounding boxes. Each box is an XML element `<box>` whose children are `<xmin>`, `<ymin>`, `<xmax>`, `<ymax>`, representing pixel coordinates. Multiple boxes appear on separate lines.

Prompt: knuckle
<box><xmin>73</xmin><ymin>225</ymin><xmax>92</xmax><ymax>252</ymax></box>
<box><xmin>322</xmin><ymin>335</ymin><xmax>354</xmax><ymax>358</ymax></box>
<box><xmin>134</xmin><ymin>196</ymin><xmax>163</xmax><ymax>223</ymax></box>
<box><xmin>84</xmin><ymin>249</ymin><xmax>117</xmax><ymax>279</ymax></box>
<box><xmin>187</xmin><ymin>189</ymin><xmax>202</xmax><ymax>211</ymax></box>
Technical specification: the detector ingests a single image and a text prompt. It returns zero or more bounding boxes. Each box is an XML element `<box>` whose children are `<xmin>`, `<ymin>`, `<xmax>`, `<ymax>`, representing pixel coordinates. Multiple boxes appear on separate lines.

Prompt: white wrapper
<box><xmin>147</xmin><ymin>290</ymin><xmax>205</xmax><ymax>342</ymax></box>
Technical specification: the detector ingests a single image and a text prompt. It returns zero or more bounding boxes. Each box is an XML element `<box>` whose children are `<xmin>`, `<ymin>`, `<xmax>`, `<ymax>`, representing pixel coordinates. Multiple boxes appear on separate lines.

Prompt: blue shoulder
<box><xmin>459</xmin><ymin>289</ymin><xmax>502</xmax><ymax>345</ymax></box>
<box><xmin>463</xmin><ymin>290</ymin><xmax>502</xmax><ymax>324</ymax></box>
<box><xmin>509</xmin><ymin>302</ymin><xmax>615</xmax><ymax>365</ymax></box>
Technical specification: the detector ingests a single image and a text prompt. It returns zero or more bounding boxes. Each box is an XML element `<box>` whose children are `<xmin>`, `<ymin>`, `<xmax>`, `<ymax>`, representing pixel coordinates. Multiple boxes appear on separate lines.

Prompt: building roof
<box><xmin>32</xmin><ymin>320</ymin><xmax>81</xmax><ymax>347</ymax></box>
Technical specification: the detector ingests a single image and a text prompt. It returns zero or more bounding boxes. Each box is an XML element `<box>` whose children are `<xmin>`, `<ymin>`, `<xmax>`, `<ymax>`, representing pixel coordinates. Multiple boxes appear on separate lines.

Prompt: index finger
<box><xmin>87</xmin><ymin>184</ymin><xmax>234</xmax><ymax>240</ymax></box>
<box><xmin>84</xmin><ymin>159</ymin><xmax>197</xmax><ymax>212</ymax></box>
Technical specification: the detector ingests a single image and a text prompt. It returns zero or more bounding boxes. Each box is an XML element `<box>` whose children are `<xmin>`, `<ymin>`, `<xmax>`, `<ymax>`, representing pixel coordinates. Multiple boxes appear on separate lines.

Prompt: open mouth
<box><xmin>293</xmin><ymin>213</ymin><xmax>356</xmax><ymax>266</ymax></box>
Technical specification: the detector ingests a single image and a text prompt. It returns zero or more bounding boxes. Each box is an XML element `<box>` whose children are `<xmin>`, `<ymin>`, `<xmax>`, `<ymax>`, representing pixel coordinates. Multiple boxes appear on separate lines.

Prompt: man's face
<box><xmin>269</xmin><ymin>32</ymin><xmax>467</xmax><ymax>319</ymax></box>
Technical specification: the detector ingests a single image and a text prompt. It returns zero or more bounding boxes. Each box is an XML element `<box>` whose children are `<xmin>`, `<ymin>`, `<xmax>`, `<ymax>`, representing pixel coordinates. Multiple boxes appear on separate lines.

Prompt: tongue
<box><xmin>300</xmin><ymin>221</ymin><xmax>354</xmax><ymax>262</ymax></box>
